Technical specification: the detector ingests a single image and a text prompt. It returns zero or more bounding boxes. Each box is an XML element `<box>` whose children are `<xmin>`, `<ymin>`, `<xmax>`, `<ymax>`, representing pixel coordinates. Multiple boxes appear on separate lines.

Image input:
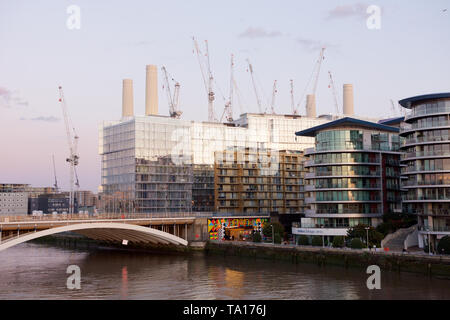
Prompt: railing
<box><xmin>0</xmin><ymin>211</ymin><xmax>271</xmax><ymax>223</ymax></box>
<box><xmin>405</xmin><ymin>105</ymin><xmax>450</xmax><ymax>121</ymax></box>
<box><xmin>400</xmin><ymin>121</ymin><xmax>450</xmax><ymax>133</ymax></box>
<box><xmin>404</xmin><ymin>136</ymin><xmax>450</xmax><ymax>145</ymax></box>
<box><xmin>402</xmin><ymin>150</ymin><xmax>450</xmax><ymax>159</ymax></box>
<box><xmin>419</xmin><ymin>226</ymin><xmax>450</xmax><ymax>232</ymax></box>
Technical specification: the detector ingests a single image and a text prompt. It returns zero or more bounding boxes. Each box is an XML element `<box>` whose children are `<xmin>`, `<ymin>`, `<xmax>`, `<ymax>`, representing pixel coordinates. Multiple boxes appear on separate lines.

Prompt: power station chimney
<box><xmin>145</xmin><ymin>65</ymin><xmax>158</xmax><ymax>116</ymax></box>
<box><xmin>343</xmin><ymin>84</ymin><xmax>354</xmax><ymax>116</ymax></box>
<box><xmin>122</xmin><ymin>79</ymin><xmax>134</xmax><ymax>118</ymax></box>
<box><xmin>306</xmin><ymin>94</ymin><xmax>316</xmax><ymax>118</ymax></box>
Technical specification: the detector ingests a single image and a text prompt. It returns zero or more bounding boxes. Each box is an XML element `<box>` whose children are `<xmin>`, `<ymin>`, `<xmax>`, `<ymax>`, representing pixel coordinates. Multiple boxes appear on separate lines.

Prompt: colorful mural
<box><xmin>207</xmin><ymin>217</ymin><xmax>269</xmax><ymax>240</ymax></box>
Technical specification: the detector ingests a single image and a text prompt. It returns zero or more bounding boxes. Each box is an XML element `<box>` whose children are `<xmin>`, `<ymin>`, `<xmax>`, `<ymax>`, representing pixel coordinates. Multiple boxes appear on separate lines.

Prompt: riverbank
<box><xmin>205</xmin><ymin>241</ymin><xmax>450</xmax><ymax>278</ymax></box>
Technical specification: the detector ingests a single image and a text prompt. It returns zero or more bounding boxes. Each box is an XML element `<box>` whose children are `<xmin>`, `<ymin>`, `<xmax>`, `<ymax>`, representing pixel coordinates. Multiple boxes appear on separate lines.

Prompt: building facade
<box><xmin>293</xmin><ymin>118</ymin><xmax>403</xmax><ymax>241</ymax></box>
<box><xmin>214</xmin><ymin>148</ymin><xmax>306</xmax><ymax>214</ymax></box>
<box><xmin>99</xmin><ymin>113</ymin><xmax>330</xmax><ymax>213</ymax></box>
<box><xmin>0</xmin><ymin>184</ymin><xmax>29</xmax><ymax>215</ymax></box>
<box><xmin>399</xmin><ymin>93</ymin><xmax>450</xmax><ymax>250</ymax></box>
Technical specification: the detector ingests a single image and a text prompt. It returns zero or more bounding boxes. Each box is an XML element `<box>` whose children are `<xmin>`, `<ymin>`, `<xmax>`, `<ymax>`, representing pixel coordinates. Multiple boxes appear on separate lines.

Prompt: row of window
<box><xmin>314</xmin><ymin>178</ymin><xmax>380</xmax><ymax>189</ymax></box>
<box><xmin>404</xmin><ymin>173</ymin><xmax>450</xmax><ymax>186</ymax></box>
<box><xmin>315</xmin><ymin>165</ymin><xmax>380</xmax><ymax>177</ymax></box>
<box><xmin>315</xmin><ymin>191</ymin><xmax>380</xmax><ymax>202</ymax></box>
<box><xmin>313</xmin><ymin>152</ymin><xmax>379</xmax><ymax>164</ymax></box>
<box><xmin>315</xmin><ymin>203</ymin><xmax>380</xmax><ymax>214</ymax></box>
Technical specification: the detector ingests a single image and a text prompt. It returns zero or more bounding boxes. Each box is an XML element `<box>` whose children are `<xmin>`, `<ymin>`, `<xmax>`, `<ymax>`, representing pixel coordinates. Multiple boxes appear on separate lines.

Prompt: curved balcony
<box><xmin>404</xmin><ymin>104</ymin><xmax>450</xmax><ymax>122</ymax></box>
<box><xmin>401</xmin><ymin>150</ymin><xmax>450</xmax><ymax>161</ymax></box>
<box><xmin>402</xmin><ymin>136</ymin><xmax>450</xmax><ymax>148</ymax></box>
<box><xmin>400</xmin><ymin>122</ymin><xmax>450</xmax><ymax>135</ymax></box>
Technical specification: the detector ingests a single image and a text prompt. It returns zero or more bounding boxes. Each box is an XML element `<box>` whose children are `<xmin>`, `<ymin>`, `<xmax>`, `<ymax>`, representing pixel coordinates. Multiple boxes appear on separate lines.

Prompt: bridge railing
<box><xmin>0</xmin><ymin>211</ymin><xmax>270</xmax><ymax>223</ymax></box>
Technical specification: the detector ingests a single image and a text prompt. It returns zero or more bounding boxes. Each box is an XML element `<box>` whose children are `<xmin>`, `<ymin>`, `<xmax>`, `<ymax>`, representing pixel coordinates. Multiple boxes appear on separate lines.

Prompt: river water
<box><xmin>0</xmin><ymin>243</ymin><xmax>449</xmax><ymax>300</ymax></box>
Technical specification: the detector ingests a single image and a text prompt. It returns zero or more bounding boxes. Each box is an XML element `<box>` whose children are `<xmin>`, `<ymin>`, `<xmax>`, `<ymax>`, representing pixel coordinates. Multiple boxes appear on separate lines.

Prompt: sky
<box><xmin>0</xmin><ymin>0</ymin><xmax>449</xmax><ymax>192</ymax></box>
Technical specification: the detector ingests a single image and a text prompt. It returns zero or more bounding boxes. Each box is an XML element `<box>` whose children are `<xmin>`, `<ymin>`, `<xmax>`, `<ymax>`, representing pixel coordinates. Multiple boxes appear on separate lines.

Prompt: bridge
<box><xmin>0</xmin><ymin>212</ymin><xmax>271</xmax><ymax>252</ymax></box>
<box><xmin>0</xmin><ymin>213</ymin><xmax>200</xmax><ymax>252</ymax></box>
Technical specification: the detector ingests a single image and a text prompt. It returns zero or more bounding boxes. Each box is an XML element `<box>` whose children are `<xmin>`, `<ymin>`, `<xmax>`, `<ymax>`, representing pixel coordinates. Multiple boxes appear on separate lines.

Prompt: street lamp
<box><xmin>428</xmin><ymin>230</ymin><xmax>432</xmax><ymax>256</ymax></box>
<box><xmin>320</xmin><ymin>225</ymin><xmax>324</xmax><ymax>247</ymax></box>
<box><xmin>271</xmin><ymin>224</ymin><xmax>274</xmax><ymax>245</ymax></box>
<box><xmin>365</xmin><ymin>227</ymin><xmax>370</xmax><ymax>249</ymax></box>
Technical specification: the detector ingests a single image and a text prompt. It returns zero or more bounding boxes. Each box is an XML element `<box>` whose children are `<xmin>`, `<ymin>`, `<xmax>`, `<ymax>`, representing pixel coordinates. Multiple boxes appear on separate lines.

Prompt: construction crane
<box><xmin>58</xmin><ymin>86</ymin><xmax>79</xmax><ymax>214</ymax></box>
<box><xmin>246</xmin><ymin>58</ymin><xmax>263</xmax><ymax>114</ymax></box>
<box><xmin>328</xmin><ymin>71</ymin><xmax>340</xmax><ymax>114</ymax></box>
<box><xmin>294</xmin><ymin>47</ymin><xmax>326</xmax><ymax>115</ymax></box>
<box><xmin>52</xmin><ymin>154</ymin><xmax>59</xmax><ymax>193</ymax></box>
<box><xmin>193</xmin><ymin>37</ymin><xmax>216</xmax><ymax>122</ymax></box>
<box><xmin>161</xmin><ymin>66</ymin><xmax>182</xmax><ymax>119</ymax></box>
<box><xmin>222</xmin><ymin>54</ymin><xmax>234</xmax><ymax>122</ymax></box>
<box><xmin>290</xmin><ymin>80</ymin><xmax>297</xmax><ymax>115</ymax></box>
<box><xmin>269</xmin><ymin>80</ymin><xmax>277</xmax><ymax>114</ymax></box>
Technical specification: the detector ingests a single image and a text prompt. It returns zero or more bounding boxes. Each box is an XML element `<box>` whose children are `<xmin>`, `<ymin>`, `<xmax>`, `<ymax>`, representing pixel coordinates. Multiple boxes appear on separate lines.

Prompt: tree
<box><xmin>262</xmin><ymin>222</ymin><xmax>284</xmax><ymax>238</ymax></box>
<box><xmin>351</xmin><ymin>238</ymin><xmax>364</xmax><ymax>249</ymax></box>
<box><xmin>311</xmin><ymin>236</ymin><xmax>323</xmax><ymax>246</ymax></box>
<box><xmin>332</xmin><ymin>236</ymin><xmax>345</xmax><ymax>248</ymax></box>
<box><xmin>437</xmin><ymin>236</ymin><xmax>450</xmax><ymax>255</ymax></box>
<box><xmin>348</xmin><ymin>224</ymin><xmax>383</xmax><ymax>247</ymax></box>
<box><xmin>297</xmin><ymin>235</ymin><xmax>309</xmax><ymax>246</ymax></box>
<box><xmin>273</xmin><ymin>233</ymin><xmax>282</xmax><ymax>244</ymax></box>
<box><xmin>252</xmin><ymin>232</ymin><xmax>262</xmax><ymax>243</ymax></box>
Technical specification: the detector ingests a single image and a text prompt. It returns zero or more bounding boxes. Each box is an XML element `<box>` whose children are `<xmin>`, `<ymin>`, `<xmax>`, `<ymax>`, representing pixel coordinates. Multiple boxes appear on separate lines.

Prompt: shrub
<box><xmin>262</xmin><ymin>222</ymin><xmax>284</xmax><ymax>238</ymax></box>
<box><xmin>311</xmin><ymin>236</ymin><xmax>323</xmax><ymax>247</ymax></box>
<box><xmin>297</xmin><ymin>235</ymin><xmax>309</xmax><ymax>246</ymax></box>
<box><xmin>437</xmin><ymin>236</ymin><xmax>450</xmax><ymax>255</ymax></box>
<box><xmin>350</xmin><ymin>238</ymin><xmax>364</xmax><ymax>249</ymax></box>
<box><xmin>252</xmin><ymin>232</ymin><xmax>262</xmax><ymax>243</ymax></box>
<box><xmin>332</xmin><ymin>236</ymin><xmax>345</xmax><ymax>248</ymax></box>
<box><xmin>273</xmin><ymin>233</ymin><xmax>282</xmax><ymax>244</ymax></box>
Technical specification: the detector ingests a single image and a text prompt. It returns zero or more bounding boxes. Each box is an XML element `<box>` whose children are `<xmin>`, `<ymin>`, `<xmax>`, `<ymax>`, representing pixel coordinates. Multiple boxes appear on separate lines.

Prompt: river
<box><xmin>0</xmin><ymin>243</ymin><xmax>449</xmax><ymax>300</ymax></box>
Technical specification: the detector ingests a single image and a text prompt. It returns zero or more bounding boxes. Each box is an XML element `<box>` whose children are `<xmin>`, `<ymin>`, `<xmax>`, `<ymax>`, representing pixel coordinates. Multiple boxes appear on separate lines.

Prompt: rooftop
<box><xmin>295</xmin><ymin>117</ymin><xmax>400</xmax><ymax>137</ymax></box>
<box><xmin>399</xmin><ymin>93</ymin><xmax>450</xmax><ymax>109</ymax></box>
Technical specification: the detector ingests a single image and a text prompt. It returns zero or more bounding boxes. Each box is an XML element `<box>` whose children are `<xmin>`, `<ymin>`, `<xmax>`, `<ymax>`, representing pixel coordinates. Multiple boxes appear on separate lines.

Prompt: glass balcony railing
<box><xmin>419</xmin><ymin>226</ymin><xmax>450</xmax><ymax>232</ymax></box>
<box><xmin>400</xmin><ymin>121</ymin><xmax>450</xmax><ymax>133</ymax></box>
<box><xmin>404</xmin><ymin>135</ymin><xmax>450</xmax><ymax>145</ymax></box>
<box><xmin>402</xmin><ymin>150</ymin><xmax>450</xmax><ymax>159</ymax></box>
<box><xmin>405</xmin><ymin>105</ymin><xmax>450</xmax><ymax>121</ymax></box>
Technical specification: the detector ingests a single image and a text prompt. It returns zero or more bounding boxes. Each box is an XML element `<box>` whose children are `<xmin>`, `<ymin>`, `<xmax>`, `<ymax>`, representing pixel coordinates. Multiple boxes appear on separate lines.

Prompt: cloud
<box><xmin>21</xmin><ymin>116</ymin><xmax>60</xmax><ymax>122</ymax></box>
<box><xmin>296</xmin><ymin>38</ymin><xmax>339</xmax><ymax>52</ymax></box>
<box><xmin>326</xmin><ymin>3</ymin><xmax>368</xmax><ymax>20</ymax></box>
<box><xmin>238</xmin><ymin>27</ymin><xmax>282</xmax><ymax>39</ymax></box>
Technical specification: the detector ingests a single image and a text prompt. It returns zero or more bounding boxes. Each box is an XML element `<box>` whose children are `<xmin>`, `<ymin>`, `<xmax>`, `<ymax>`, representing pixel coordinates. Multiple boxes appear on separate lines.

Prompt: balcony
<box><xmin>304</xmin><ymin>148</ymin><xmax>315</xmax><ymax>155</ymax></box>
<box><xmin>402</xmin><ymin>150</ymin><xmax>450</xmax><ymax>160</ymax></box>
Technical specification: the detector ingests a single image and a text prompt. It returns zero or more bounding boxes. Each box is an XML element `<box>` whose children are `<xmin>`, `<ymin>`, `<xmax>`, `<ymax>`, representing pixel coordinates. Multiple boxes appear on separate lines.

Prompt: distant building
<box><xmin>29</xmin><ymin>193</ymin><xmax>76</xmax><ymax>214</ymax></box>
<box><xmin>399</xmin><ymin>93</ymin><xmax>450</xmax><ymax>251</ymax></box>
<box><xmin>294</xmin><ymin>117</ymin><xmax>403</xmax><ymax>242</ymax></box>
<box><xmin>0</xmin><ymin>183</ymin><xmax>29</xmax><ymax>215</ymax></box>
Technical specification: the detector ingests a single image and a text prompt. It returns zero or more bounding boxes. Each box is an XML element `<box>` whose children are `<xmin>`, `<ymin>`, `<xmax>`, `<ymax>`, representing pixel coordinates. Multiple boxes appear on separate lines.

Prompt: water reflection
<box><xmin>0</xmin><ymin>243</ymin><xmax>449</xmax><ymax>300</ymax></box>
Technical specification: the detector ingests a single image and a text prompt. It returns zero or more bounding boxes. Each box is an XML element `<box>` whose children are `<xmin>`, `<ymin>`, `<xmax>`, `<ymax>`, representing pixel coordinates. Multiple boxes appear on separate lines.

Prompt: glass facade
<box><xmin>297</xmin><ymin>122</ymin><xmax>403</xmax><ymax>237</ymax></box>
<box><xmin>99</xmin><ymin>113</ymin><xmax>330</xmax><ymax>213</ymax></box>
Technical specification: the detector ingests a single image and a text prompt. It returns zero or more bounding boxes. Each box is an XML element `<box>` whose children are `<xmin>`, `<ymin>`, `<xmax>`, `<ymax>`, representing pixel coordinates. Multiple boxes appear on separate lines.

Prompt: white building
<box><xmin>0</xmin><ymin>184</ymin><xmax>29</xmax><ymax>215</ymax></box>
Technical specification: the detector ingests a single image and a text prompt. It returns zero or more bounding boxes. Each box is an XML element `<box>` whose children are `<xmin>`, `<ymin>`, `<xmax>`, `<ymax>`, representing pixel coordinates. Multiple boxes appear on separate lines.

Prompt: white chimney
<box><xmin>343</xmin><ymin>84</ymin><xmax>354</xmax><ymax>116</ymax></box>
<box><xmin>122</xmin><ymin>79</ymin><xmax>134</xmax><ymax>118</ymax></box>
<box><xmin>306</xmin><ymin>94</ymin><xmax>316</xmax><ymax>118</ymax></box>
<box><xmin>145</xmin><ymin>65</ymin><xmax>158</xmax><ymax>116</ymax></box>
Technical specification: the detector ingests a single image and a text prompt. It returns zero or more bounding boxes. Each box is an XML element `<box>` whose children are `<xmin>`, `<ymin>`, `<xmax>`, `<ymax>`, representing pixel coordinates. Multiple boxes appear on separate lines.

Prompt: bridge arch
<box><xmin>0</xmin><ymin>222</ymin><xmax>188</xmax><ymax>252</ymax></box>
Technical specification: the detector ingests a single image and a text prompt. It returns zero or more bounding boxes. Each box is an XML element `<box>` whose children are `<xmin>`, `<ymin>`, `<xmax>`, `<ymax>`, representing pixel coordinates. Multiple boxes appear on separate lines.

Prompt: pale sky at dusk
<box><xmin>0</xmin><ymin>0</ymin><xmax>449</xmax><ymax>192</ymax></box>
